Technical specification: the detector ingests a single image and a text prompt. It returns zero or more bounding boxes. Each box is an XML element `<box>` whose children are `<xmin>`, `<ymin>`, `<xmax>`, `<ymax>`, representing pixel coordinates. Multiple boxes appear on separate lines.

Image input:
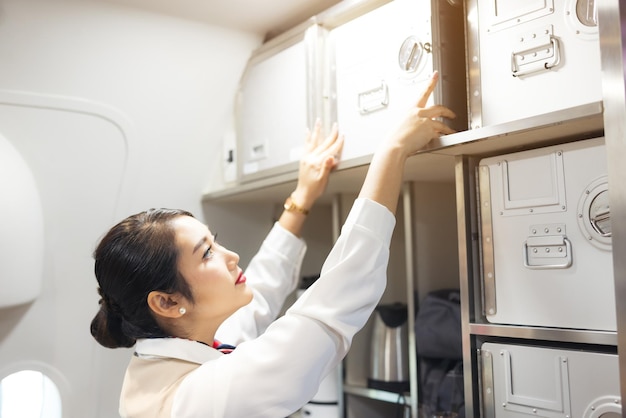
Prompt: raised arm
<box><xmin>278</xmin><ymin>120</ymin><xmax>343</xmax><ymax>236</ymax></box>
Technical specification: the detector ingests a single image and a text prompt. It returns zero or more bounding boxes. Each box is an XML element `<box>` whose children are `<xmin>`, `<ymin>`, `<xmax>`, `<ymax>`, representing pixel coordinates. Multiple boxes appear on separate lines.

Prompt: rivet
<box><xmin>545</xmin><ymin>248</ymin><xmax>550</xmax><ymax>253</ymax></box>
<box><xmin>544</xmin><ymin>227</ymin><xmax>549</xmax><ymax>233</ymax></box>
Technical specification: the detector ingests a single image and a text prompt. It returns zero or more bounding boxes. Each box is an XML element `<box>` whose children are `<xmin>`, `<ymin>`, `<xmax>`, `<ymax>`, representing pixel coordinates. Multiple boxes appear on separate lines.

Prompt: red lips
<box><xmin>235</xmin><ymin>271</ymin><xmax>246</xmax><ymax>285</ymax></box>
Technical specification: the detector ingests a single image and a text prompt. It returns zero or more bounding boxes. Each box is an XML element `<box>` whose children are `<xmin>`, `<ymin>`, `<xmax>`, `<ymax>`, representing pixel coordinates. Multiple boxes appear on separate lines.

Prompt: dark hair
<box><xmin>90</xmin><ymin>208</ymin><xmax>195</xmax><ymax>348</ymax></box>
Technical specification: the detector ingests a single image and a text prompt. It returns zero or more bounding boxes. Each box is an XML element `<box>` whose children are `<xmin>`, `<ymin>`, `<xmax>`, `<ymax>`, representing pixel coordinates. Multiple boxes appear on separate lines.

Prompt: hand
<box><xmin>291</xmin><ymin>119</ymin><xmax>344</xmax><ymax>210</ymax></box>
<box><xmin>385</xmin><ymin>71</ymin><xmax>456</xmax><ymax>157</ymax></box>
<box><xmin>358</xmin><ymin>72</ymin><xmax>457</xmax><ymax>214</ymax></box>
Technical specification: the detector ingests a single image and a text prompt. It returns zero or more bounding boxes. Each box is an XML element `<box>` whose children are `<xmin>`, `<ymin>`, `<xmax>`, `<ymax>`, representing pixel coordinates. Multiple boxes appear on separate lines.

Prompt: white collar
<box><xmin>135</xmin><ymin>338</ymin><xmax>222</xmax><ymax>364</ymax></box>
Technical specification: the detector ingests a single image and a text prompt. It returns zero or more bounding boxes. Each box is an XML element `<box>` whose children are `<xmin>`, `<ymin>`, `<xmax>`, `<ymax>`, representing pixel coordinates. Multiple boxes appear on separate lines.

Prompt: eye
<box><xmin>203</xmin><ymin>246</ymin><xmax>213</xmax><ymax>260</ymax></box>
<box><xmin>202</xmin><ymin>234</ymin><xmax>218</xmax><ymax>260</ymax></box>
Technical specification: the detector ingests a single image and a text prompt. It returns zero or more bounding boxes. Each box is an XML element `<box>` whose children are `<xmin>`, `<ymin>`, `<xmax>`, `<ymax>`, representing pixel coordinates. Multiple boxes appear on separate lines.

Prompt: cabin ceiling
<box><xmin>101</xmin><ymin>0</ymin><xmax>344</xmax><ymax>38</ymax></box>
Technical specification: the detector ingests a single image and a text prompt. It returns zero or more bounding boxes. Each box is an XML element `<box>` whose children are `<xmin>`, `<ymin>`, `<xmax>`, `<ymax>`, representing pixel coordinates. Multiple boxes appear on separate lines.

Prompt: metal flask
<box><xmin>368</xmin><ymin>302</ymin><xmax>410</xmax><ymax>392</ymax></box>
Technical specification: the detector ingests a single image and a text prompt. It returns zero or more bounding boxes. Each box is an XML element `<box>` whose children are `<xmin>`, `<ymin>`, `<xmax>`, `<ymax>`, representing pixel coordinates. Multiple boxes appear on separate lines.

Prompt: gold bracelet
<box><xmin>283</xmin><ymin>195</ymin><xmax>309</xmax><ymax>215</ymax></box>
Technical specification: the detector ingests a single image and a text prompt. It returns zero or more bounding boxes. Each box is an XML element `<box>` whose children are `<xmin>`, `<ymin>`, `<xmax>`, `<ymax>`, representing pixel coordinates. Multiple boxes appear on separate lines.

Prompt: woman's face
<box><xmin>173</xmin><ymin>215</ymin><xmax>253</xmax><ymax>325</ymax></box>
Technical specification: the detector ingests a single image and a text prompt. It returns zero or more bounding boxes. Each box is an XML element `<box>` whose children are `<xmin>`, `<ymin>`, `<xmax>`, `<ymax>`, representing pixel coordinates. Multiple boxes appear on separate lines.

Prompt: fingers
<box><xmin>418</xmin><ymin>105</ymin><xmax>457</xmax><ymax>120</ymax></box>
<box><xmin>430</xmin><ymin>119</ymin><xmax>456</xmax><ymax>136</ymax></box>
<box><xmin>305</xmin><ymin>118</ymin><xmax>323</xmax><ymax>150</ymax></box>
<box><xmin>416</xmin><ymin>71</ymin><xmax>439</xmax><ymax>108</ymax></box>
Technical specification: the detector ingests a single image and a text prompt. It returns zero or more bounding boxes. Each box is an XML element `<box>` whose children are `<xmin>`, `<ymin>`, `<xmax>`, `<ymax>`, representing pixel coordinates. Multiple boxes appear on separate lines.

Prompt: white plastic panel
<box><xmin>0</xmin><ymin>133</ymin><xmax>44</xmax><ymax>307</ymax></box>
<box><xmin>470</xmin><ymin>0</ymin><xmax>602</xmax><ymax>127</ymax></box>
<box><xmin>479</xmin><ymin>137</ymin><xmax>615</xmax><ymax>330</ymax></box>
<box><xmin>481</xmin><ymin>343</ymin><xmax>621</xmax><ymax>417</ymax></box>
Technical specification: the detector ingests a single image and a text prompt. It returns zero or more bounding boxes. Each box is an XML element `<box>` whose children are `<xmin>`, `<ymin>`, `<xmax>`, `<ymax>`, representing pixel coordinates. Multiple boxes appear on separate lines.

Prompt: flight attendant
<box><xmin>90</xmin><ymin>72</ymin><xmax>455</xmax><ymax>417</ymax></box>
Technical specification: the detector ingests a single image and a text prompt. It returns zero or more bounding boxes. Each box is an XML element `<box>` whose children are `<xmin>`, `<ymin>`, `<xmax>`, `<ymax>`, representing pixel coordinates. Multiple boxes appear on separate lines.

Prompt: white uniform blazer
<box><xmin>119</xmin><ymin>198</ymin><xmax>395</xmax><ymax>417</ymax></box>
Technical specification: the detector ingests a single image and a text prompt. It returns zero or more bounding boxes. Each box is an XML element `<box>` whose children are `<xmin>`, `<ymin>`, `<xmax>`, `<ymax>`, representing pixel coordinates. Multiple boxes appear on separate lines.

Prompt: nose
<box><xmin>224</xmin><ymin>246</ymin><xmax>240</xmax><ymax>269</ymax></box>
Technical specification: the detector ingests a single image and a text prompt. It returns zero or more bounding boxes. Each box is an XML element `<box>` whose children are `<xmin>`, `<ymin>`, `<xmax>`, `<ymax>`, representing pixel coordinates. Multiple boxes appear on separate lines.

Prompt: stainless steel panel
<box><xmin>598</xmin><ymin>0</ymin><xmax>626</xmax><ymax>403</ymax></box>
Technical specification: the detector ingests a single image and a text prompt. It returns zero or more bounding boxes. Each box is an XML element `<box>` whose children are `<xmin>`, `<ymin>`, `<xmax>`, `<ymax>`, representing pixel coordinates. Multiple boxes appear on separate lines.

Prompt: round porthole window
<box><xmin>577</xmin><ymin>176</ymin><xmax>611</xmax><ymax>251</ymax></box>
<box><xmin>0</xmin><ymin>370</ymin><xmax>62</xmax><ymax>418</ymax></box>
<box><xmin>565</xmin><ymin>0</ymin><xmax>599</xmax><ymax>39</ymax></box>
<box><xmin>583</xmin><ymin>395</ymin><xmax>621</xmax><ymax>418</ymax></box>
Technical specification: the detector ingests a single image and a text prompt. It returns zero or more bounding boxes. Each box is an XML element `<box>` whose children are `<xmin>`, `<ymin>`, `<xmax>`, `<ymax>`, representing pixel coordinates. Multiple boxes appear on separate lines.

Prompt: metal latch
<box><xmin>358</xmin><ymin>81</ymin><xmax>389</xmax><ymax>114</ymax></box>
<box><xmin>523</xmin><ymin>224</ymin><xmax>572</xmax><ymax>269</ymax></box>
<box><xmin>511</xmin><ymin>25</ymin><xmax>561</xmax><ymax>77</ymax></box>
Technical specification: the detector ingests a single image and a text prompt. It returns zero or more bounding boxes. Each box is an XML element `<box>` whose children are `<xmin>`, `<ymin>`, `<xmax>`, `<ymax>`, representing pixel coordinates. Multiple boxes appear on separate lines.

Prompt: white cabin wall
<box><xmin>0</xmin><ymin>1</ymin><xmax>262</xmax><ymax>416</ymax></box>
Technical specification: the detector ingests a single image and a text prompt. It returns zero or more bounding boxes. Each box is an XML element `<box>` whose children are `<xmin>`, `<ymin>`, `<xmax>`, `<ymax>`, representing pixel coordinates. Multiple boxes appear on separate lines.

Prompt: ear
<box><xmin>147</xmin><ymin>291</ymin><xmax>185</xmax><ymax>319</ymax></box>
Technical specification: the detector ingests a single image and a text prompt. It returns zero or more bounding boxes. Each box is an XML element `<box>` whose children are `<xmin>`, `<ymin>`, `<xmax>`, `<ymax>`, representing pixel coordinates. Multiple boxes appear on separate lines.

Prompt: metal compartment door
<box><xmin>329</xmin><ymin>0</ymin><xmax>466</xmax><ymax>163</ymax></box>
<box><xmin>237</xmin><ymin>24</ymin><xmax>325</xmax><ymax>183</ymax></box>
<box><xmin>481</xmin><ymin>343</ymin><xmax>621</xmax><ymax>417</ymax></box>
<box><xmin>478</xmin><ymin>137</ymin><xmax>615</xmax><ymax>331</ymax></box>
<box><xmin>468</xmin><ymin>0</ymin><xmax>602</xmax><ymax>128</ymax></box>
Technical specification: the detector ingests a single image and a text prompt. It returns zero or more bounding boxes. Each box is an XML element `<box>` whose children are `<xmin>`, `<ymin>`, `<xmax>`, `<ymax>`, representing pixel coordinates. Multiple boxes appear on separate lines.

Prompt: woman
<box><xmin>90</xmin><ymin>72</ymin><xmax>455</xmax><ymax>417</ymax></box>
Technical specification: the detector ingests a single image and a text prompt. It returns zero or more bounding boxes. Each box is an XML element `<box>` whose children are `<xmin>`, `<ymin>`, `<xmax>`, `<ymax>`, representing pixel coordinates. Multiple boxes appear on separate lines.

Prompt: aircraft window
<box><xmin>0</xmin><ymin>370</ymin><xmax>61</xmax><ymax>418</ymax></box>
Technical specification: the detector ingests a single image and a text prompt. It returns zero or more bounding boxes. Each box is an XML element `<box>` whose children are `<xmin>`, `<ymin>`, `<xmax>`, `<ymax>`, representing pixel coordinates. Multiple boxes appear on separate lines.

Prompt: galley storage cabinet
<box><xmin>480</xmin><ymin>342</ymin><xmax>621</xmax><ymax>417</ymax></box>
<box><xmin>327</xmin><ymin>0</ymin><xmax>467</xmax><ymax>163</ymax></box>
<box><xmin>467</xmin><ymin>0</ymin><xmax>603</xmax><ymax>128</ymax></box>
<box><xmin>477</xmin><ymin>137</ymin><xmax>614</xmax><ymax>331</ymax></box>
<box><xmin>236</xmin><ymin>22</ymin><xmax>327</xmax><ymax>183</ymax></box>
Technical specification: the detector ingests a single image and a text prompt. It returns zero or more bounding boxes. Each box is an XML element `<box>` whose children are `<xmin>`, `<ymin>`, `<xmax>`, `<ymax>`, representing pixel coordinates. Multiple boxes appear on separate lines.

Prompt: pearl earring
<box><xmin>179</xmin><ymin>307</ymin><xmax>186</xmax><ymax>315</ymax></box>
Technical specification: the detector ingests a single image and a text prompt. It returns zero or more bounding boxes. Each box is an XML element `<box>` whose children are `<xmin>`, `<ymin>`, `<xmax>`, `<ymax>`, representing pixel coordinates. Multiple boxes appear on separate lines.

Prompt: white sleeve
<box><xmin>214</xmin><ymin>223</ymin><xmax>306</xmax><ymax>345</ymax></box>
<box><xmin>174</xmin><ymin>198</ymin><xmax>396</xmax><ymax>418</ymax></box>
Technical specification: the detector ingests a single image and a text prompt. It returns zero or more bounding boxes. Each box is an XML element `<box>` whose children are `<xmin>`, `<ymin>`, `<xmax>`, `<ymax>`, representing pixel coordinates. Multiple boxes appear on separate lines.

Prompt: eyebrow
<box><xmin>192</xmin><ymin>237</ymin><xmax>207</xmax><ymax>254</ymax></box>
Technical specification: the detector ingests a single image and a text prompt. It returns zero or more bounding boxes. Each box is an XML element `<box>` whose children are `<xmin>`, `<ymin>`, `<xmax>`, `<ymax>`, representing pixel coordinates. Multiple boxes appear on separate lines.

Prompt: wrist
<box><xmin>290</xmin><ymin>189</ymin><xmax>316</xmax><ymax>210</ymax></box>
<box><xmin>283</xmin><ymin>194</ymin><xmax>310</xmax><ymax>215</ymax></box>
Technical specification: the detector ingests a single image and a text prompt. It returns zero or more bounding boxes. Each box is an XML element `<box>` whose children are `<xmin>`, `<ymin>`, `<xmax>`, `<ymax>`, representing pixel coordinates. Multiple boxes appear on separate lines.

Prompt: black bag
<box><xmin>418</xmin><ymin>358</ymin><xmax>464</xmax><ymax>418</ymax></box>
<box><xmin>415</xmin><ymin>289</ymin><xmax>464</xmax><ymax>417</ymax></box>
<box><xmin>415</xmin><ymin>289</ymin><xmax>462</xmax><ymax>360</ymax></box>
